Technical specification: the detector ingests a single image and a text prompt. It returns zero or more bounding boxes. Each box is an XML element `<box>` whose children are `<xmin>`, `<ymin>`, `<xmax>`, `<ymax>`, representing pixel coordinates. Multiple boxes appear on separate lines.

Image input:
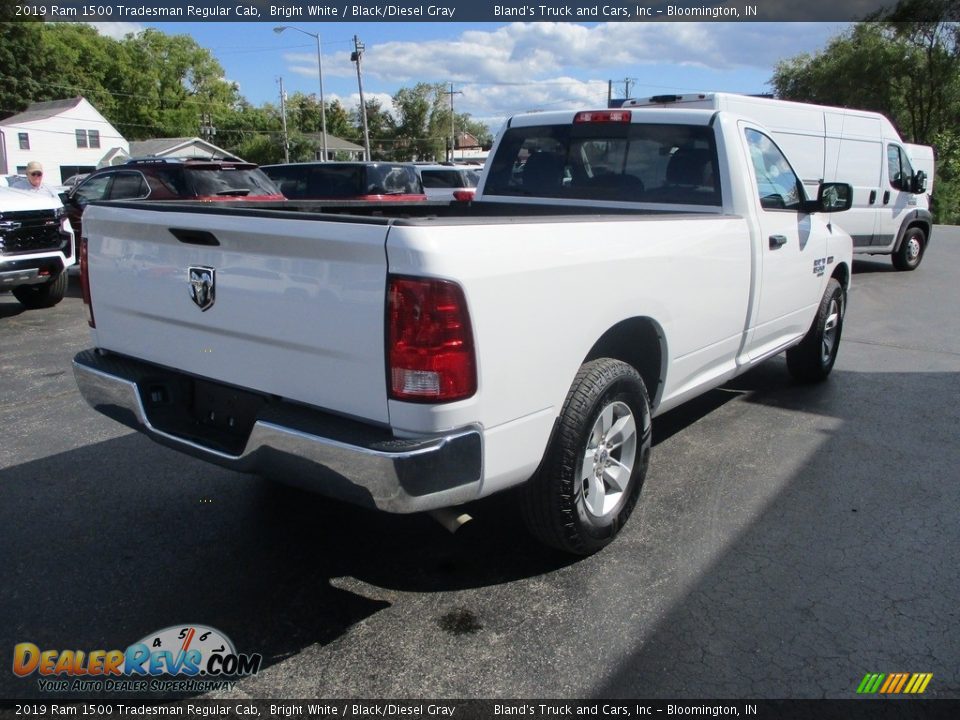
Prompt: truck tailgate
<box><xmin>84</xmin><ymin>204</ymin><xmax>391</xmax><ymax>424</ymax></box>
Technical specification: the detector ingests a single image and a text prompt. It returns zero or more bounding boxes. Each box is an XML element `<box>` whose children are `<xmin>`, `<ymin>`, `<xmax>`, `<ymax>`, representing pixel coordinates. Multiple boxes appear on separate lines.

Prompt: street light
<box><xmin>274</xmin><ymin>25</ymin><xmax>328</xmax><ymax>162</ymax></box>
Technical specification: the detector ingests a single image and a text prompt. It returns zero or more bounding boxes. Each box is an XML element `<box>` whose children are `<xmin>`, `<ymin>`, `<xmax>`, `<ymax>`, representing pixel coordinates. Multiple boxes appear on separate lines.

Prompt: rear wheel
<box><xmin>892</xmin><ymin>226</ymin><xmax>925</xmax><ymax>271</ymax></box>
<box><xmin>12</xmin><ymin>271</ymin><xmax>68</xmax><ymax>309</ymax></box>
<box><xmin>786</xmin><ymin>278</ymin><xmax>845</xmax><ymax>382</ymax></box>
<box><xmin>522</xmin><ymin>358</ymin><xmax>652</xmax><ymax>555</ymax></box>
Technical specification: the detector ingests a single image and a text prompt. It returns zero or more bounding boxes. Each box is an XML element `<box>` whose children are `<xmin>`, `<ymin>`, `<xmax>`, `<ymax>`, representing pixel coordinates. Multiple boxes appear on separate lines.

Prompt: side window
<box><xmin>745</xmin><ymin>128</ymin><xmax>802</xmax><ymax>211</ymax></box>
<box><xmin>72</xmin><ymin>174</ymin><xmax>111</xmax><ymax>205</ymax></box>
<box><xmin>18</xmin><ymin>133</ymin><xmax>29</xmax><ymax>150</ymax></box>
<box><xmin>887</xmin><ymin>145</ymin><xmax>914</xmax><ymax>191</ymax></box>
<box><xmin>108</xmin><ymin>172</ymin><xmax>148</xmax><ymax>200</ymax></box>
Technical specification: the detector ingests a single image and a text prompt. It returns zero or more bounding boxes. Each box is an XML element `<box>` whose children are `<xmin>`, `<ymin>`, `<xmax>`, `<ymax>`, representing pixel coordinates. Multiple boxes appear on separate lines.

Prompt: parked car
<box><xmin>261</xmin><ymin>162</ymin><xmax>426</xmax><ymax>201</ymax></box>
<box><xmin>415</xmin><ymin>164</ymin><xmax>481</xmax><ymax>201</ymax></box>
<box><xmin>63</xmin><ymin>158</ymin><xmax>284</xmax><ymax>239</ymax></box>
<box><xmin>61</xmin><ymin>173</ymin><xmax>90</xmax><ymax>190</ymax></box>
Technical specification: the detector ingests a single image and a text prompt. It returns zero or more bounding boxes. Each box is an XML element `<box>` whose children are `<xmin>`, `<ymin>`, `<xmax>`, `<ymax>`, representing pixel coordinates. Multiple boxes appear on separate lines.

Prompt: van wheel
<box><xmin>786</xmin><ymin>278</ymin><xmax>845</xmax><ymax>382</ymax></box>
<box><xmin>892</xmin><ymin>226</ymin><xmax>925</xmax><ymax>270</ymax></box>
<box><xmin>12</xmin><ymin>272</ymin><xmax>68</xmax><ymax>309</ymax></box>
<box><xmin>521</xmin><ymin>358</ymin><xmax>651</xmax><ymax>555</ymax></box>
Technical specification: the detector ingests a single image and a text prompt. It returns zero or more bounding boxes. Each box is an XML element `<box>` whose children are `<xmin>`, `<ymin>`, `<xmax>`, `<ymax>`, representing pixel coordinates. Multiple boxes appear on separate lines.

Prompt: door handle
<box><xmin>869</xmin><ymin>190</ymin><xmax>877</xmax><ymax>204</ymax></box>
<box><xmin>169</xmin><ymin>228</ymin><xmax>220</xmax><ymax>246</ymax></box>
<box><xmin>883</xmin><ymin>190</ymin><xmax>891</xmax><ymax>204</ymax></box>
<box><xmin>769</xmin><ymin>234</ymin><xmax>788</xmax><ymax>249</ymax></box>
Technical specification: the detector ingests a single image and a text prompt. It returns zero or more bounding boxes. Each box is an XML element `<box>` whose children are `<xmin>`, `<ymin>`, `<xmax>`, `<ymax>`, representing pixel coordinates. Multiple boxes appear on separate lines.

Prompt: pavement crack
<box><xmin>843</xmin><ymin>337</ymin><xmax>960</xmax><ymax>357</ymax></box>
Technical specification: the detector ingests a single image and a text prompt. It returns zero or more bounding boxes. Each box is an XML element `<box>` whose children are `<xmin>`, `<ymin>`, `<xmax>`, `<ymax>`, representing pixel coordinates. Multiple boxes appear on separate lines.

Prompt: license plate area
<box><xmin>138</xmin><ymin>372</ymin><xmax>268</xmax><ymax>456</ymax></box>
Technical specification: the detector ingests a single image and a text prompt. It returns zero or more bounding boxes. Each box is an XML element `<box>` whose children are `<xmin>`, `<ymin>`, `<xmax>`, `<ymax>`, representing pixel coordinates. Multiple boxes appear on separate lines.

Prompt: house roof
<box><xmin>129</xmin><ymin>137</ymin><xmax>240</xmax><ymax>160</ymax></box>
<box><xmin>1</xmin><ymin>97</ymin><xmax>85</xmax><ymax>126</ymax></box>
<box><xmin>304</xmin><ymin>132</ymin><xmax>365</xmax><ymax>152</ymax></box>
<box><xmin>456</xmin><ymin>132</ymin><xmax>481</xmax><ymax>149</ymax></box>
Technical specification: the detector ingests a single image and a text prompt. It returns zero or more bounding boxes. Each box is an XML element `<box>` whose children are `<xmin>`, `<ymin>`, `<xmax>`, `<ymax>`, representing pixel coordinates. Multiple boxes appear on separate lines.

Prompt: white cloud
<box><xmin>87</xmin><ymin>22</ymin><xmax>143</xmax><ymax>40</ymax></box>
<box><xmin>278</xmin><ymin>21</ymin><xmax>849</xmax><ymax>130</ymax></box>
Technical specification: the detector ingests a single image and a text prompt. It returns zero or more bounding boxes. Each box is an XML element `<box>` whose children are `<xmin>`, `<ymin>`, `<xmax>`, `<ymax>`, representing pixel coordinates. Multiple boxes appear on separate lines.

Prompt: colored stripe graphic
<box><xmin>857</xmin><ymin>673</ymin><xmax>932</xmax><ymax>694</ymax></box>
<box><xmin>857</xmin><ymin>673</ymin><xmax>885</xmax><ymax>694</ymax></box>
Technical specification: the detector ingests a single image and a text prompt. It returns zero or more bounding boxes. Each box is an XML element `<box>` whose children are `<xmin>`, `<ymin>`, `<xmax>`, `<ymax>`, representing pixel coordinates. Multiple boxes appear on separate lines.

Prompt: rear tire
<box><xmin>892</xmin><ymin>226</ymin><xmax>925</xmax><ymax>271</ymax></box>
<box><xmin>786</xmin><ymin>278</ymin><xmax>845</xmax><ymax>382</ymax></box>
<box><xmin>12</xmin><ymin>271</ymin><xmax>68</xmax><ymax>309</ymax></box>
<box><xmin>522</xmin><ymin>358</ymin><xmax>652</xmax><ymax>555</ymax></box>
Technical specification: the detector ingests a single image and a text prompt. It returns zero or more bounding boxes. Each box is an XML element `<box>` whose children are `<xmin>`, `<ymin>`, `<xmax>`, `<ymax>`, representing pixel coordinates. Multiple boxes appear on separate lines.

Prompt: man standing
<box><xmin>9</xmin><ymin>161</ymin><xmax>61</xmax><ymax>201</ymax></box>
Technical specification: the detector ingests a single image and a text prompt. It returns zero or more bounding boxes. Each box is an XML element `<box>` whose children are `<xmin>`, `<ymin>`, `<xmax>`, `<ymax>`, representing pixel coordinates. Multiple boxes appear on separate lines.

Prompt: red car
<box><xmin>261</xmin><ymin>162</ymin><xmax>426</xmax><ymax>202</ymax></box>
<box><xmin>64</xmin><ymin>158</ymin><xmax>284</xmax><ymax>239</ymax></box>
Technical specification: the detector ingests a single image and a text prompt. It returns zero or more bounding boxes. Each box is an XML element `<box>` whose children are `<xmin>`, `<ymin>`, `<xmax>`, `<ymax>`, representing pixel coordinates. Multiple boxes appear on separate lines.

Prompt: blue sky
<box><xmin>92</xmin><ymin>21</ymin><xmax>850</xmax><ymax>131</ymax></box>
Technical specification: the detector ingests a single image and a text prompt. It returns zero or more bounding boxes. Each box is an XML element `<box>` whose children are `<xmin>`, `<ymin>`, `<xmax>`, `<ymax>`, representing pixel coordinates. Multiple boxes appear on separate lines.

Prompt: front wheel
<box><xmin>12</xmin><ymin>271</ymin><xmax>68</xmax><ymax>309</ymax></box>
<box><xmin>786</xmin><ymin>278</ymin><xmax>845</xmax><ymax>382</ymax></box>
<box><xmin>522</xmin><ymin>358</ymin><xmax>652</xmax><ymax>555</ymax></box>
<box><xmin>892</xmin><ymin>226</ymin><xmax>925</xmax><ymax>271</ymax></box>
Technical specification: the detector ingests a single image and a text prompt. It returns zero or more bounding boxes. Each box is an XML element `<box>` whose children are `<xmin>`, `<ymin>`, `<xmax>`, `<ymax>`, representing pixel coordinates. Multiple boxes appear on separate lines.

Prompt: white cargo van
<box><xmin>625</xmin><ymin>93</ymin><xmax>933</xmax><ymax>270</ymax></box>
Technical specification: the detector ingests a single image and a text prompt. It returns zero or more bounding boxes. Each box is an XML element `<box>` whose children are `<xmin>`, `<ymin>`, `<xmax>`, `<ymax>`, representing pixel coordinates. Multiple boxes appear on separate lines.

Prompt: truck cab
<box><xmin>625</xmin><ymin>92</ymin><xmax>933</xmax><ymax>270</ymax></box>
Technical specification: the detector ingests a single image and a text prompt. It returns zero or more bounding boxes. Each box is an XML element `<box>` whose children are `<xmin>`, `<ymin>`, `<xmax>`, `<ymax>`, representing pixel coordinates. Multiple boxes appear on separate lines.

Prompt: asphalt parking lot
<box><xmin>1</xmin><ymin>228</ymin><xmax>958</xmax><ymax>701</ymax></box>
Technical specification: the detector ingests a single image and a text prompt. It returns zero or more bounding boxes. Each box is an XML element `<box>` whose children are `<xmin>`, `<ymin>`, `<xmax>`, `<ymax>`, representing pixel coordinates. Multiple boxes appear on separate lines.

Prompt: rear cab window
<box><xmin>484</xmin><ymin>121</ymin><xmax>721</xmax><ymax>206</ymax></box>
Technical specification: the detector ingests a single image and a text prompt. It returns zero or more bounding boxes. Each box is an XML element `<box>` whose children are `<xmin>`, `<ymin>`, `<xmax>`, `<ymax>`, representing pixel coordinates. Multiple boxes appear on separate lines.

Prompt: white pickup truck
<box><xmin>1</xmin><ymin>185</ymin><xmax>74</xmax><ymax>308</ymax></box>
<box><xmin>73</xmin><ymin>108</ymin><xmax>854</xmax><ymax>554</ymax></box>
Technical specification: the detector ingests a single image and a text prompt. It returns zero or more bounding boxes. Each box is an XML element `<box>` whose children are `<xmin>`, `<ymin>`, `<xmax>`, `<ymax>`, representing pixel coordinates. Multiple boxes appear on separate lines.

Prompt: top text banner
<box><xmin>3</xmin><ymin>1</ymin><xmax>940</xmax><ymax>23</ymax></box>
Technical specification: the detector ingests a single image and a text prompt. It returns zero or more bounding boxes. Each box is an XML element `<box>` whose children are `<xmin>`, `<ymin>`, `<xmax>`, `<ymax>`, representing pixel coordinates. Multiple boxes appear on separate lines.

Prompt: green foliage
<box><xmin>771</xmin><ymin>0</ymin><xmax>960</xmax><ymax>223</ymax></box>
<box><xmin>391</xmin><ymin>83</ymin><xmax>452</xmax><ymax>161</ymax></box>
<box><xmin>0</xmin><ymin>23</ymin><xmax>45</xmax><ymax>119</ymax></box>
<box><xmin>231</xmin><ymin>134</ymin><xmax>284</xmax><ymax>166</ymax></box>
<box><xmin>3</xmin><ymin>24</ymin><xmax>491</xmax><ymax>167</ymax></box>
<box><xmin>930</xmin><ymin>129</ymin><xmax>960</xmax><ymax>224</ymax></box>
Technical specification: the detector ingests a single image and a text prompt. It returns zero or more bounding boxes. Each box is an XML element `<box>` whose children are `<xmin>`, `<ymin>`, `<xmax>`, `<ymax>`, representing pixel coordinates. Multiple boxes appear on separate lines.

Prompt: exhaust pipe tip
<box><xmin>428</xmin><ymin>507</ymin><xmax>473</xmax><ymax>534</ymax></box>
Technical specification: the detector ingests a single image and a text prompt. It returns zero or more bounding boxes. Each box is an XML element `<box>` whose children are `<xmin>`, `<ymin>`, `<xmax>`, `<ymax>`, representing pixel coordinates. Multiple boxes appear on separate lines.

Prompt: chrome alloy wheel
<box><xmin>579</xmin><ymin>400</ymin><xmax>638</xmax><ymax>518</ymax></box>
<box><xmin>821</xmin><ymin>296</ymin><xmax>842</xmax><ymax>365</ymax></box>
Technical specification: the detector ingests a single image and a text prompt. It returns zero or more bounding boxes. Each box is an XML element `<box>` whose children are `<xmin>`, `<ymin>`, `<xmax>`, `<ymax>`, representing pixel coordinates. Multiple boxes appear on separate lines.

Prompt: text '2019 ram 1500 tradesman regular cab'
<box><xmin>73</xmin><ymin>108</ymin><xmax>854</xmax><ymax>554</ymax></box>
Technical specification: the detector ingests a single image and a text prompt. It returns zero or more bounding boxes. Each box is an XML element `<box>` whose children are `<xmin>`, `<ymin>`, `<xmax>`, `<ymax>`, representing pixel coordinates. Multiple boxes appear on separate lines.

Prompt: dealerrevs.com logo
<box><xmin>13</xmin><ymin>625</ymin><xmax>262</xmax><ymax>693</ymax></box>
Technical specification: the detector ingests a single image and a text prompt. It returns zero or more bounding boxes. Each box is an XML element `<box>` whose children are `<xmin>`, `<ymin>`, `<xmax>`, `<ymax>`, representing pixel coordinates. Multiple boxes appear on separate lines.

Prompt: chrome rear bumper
<box><xmin>73</xmin><ymin>350</ymin><xmax>482</xmax><ymax>513</ymax></box>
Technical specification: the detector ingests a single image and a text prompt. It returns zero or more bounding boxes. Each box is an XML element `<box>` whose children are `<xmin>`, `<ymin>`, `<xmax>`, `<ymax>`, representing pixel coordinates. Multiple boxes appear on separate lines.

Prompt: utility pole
<box><xmin>199</xmin><ymin>113</ymin><xmax>217</xmax><ymax>144</ymax></box>
<box><xmin>444</xmin><ymin>83</ymin><xmax>463</xmax><ymax>162</ymax></box>
<box><xmin>622</xmin><ymin>77</ymin><xmax>637</xmax><ymax>101</ymax></box>
<box><xmin>278</xmin><ymin>77</ymin><xmax>290</xmax><ymax>164</ymax></box>
<box><xmin>351</xmin><ymin>36</ymin><xmax>371</xmax><ymax>161</ymax></box>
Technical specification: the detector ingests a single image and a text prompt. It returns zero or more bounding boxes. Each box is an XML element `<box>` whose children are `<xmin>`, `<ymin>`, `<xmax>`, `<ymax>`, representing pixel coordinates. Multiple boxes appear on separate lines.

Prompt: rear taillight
<box><xmin>387</xmin><ymin>276</ymin><xmax>476</xmax><ymax>402</ymax></box>
<box><xmin>79</xmin><ymin>237</ymin><xmax>95</xmax><ymax>328</ymax></box>
<box><xmin>452</xmin><ymin>189</ymin><xmax>475</xmax><ymax>202</ymax></box>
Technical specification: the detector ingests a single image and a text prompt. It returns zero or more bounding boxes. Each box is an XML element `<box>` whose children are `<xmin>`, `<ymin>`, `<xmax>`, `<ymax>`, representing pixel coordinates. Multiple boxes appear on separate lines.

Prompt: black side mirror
<box><xmin>803</xmin><ymin>182</ymin><xmax>852</xmax><ymax>213</ymax></box>
<box><xmin>912</xmin><ymin>170</ymin><xmax>927</xmax><ymax>194</ymax></box>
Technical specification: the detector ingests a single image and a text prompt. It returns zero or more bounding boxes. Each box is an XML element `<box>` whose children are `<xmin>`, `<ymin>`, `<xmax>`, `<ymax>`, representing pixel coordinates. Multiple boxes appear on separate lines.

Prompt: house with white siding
<box><xmin>0</xmin><ymin>97</ymin><xmax>129</xmax><ymax>183</ymax></box>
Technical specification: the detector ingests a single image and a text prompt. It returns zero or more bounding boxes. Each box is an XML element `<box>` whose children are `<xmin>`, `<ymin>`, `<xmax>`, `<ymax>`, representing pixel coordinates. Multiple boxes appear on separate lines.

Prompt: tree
<box><xmin>391</xmin><ymin>83</ymin><xmax>449</xmax><ymax>160</ymax></box>
<box><xmin>770</xmin><ymin>0</ymin><xmax>960</xmax><ymax>222</ymax></box>
<box><xmin>108</xmin><ymin>29</ymin><xmax>240</xmax><ymax>140</ymax></box>
<box><xmin>0</xmin><ymin>23</ymin><xmax>46</xmax><ymax>120</ymax></box>
<box><xmin>356</xmin><ymin>98</ymin><xmax>396</xmax><ymax>160</ymax></box>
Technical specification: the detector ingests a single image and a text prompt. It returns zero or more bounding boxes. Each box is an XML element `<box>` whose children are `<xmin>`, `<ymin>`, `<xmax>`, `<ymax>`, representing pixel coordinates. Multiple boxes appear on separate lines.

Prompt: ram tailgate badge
<box><xmin>188</xmin><ymin>266</ymin><xmax>216</xmax><ymax>311</ymax></box>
